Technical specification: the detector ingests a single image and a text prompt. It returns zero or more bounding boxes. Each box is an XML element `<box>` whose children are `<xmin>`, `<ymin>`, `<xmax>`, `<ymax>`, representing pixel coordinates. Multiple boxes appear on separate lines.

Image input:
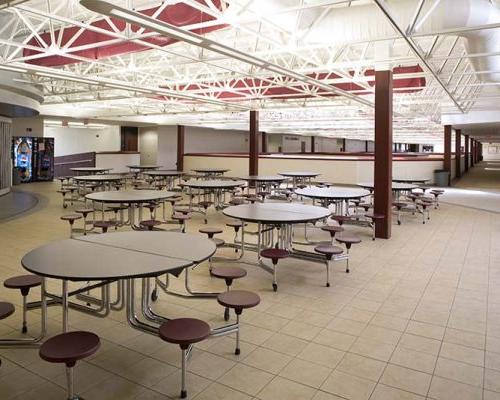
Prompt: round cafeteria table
<box><xmin>279</xmin><ymin>171</ymin><xmax>320</xmax><ymax>188</ymax></box>
<box><xmin>392</xmin><ymin>177</ymin><xmax>430</xmax><ymax>184</ymax></box>
<box><xmin>70</xmin><ymin>167</ymin><xmax>112</xmax><ymax>175</ymax></box>
<box><xmin>191</xmin><ymin>167</ymin><xmax>230</xmax><ymax>179</ymax></box>
<box><xmin>182</xmin><ymin>179</ymin><xmax>246</xmax><ymax>210</ymax></box>
<box><xmin>238</xmin><ymin>175</ymin><xmax>288</xmax><ymax>197</ymax></box>
<box><xmin>144</xmin><ymin>170</ymin><xmax>184</xmax><ymax>189</ymax></box>
<box><xmin>127</xmin><ymin>165</ymin><xmax>162</xmax><ymax>171</ymax></box>
<box><xmin>21</xmin><ymin>231</ymin><xmax>216</xmax><ymax>333</ymax></box>
<box><xmin>223</xmin><ymin>203</ymin><xmax>331</xmax><ymax>289</ymax></box>
<box><xmin>295</xmin><ymin>186</ymin><xmax>371</xmax><ymax>214</ymax></box>
<box><xmin>73</xmin><ymin>174</ymin><xmax>124</xmax><ymax>192</ymax></box>
<box><xmin>357</xmin><ymin>182</ymin><xmax>418</xmax><ymax>197</ymax></box>
<box><xmin>85</xmin><ymin>189</ymin><xmax>177</xmax><ymax>227</ymax></box>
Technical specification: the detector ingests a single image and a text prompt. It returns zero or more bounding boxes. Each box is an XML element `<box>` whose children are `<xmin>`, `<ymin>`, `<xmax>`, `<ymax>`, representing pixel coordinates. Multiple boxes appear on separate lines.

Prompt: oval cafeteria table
<box><xmin>223</xmin><ymin>202</ymin><xmax>332</xmax><ymax>289</ymax></box>
<box><xmin>86</xmin><ymin>189</ymin><xmax>177</xmax><ymax>227</ymax></box>
<box><xmin>21</xmin><ymin>231</ymin><xmax>216</xmax><ymax>334</ymax></box>
<box><xmin>295</xmin><ymin>186</ymin><xmax>371</xmax><ymax>214</ymax></box>
<box><xmin>144</xmin><ymin>170</ymin><xmax>184</xmax><ymax>189</ymax></box>
<box><xmin>73</xmin><ymin>174</ymin><xmax>124</xmax><ymax>192</ymax></box>
<box><xmin>70</xmin><ymin>167</ymin><xmax>112</xmax><ymax>175</ymax></box>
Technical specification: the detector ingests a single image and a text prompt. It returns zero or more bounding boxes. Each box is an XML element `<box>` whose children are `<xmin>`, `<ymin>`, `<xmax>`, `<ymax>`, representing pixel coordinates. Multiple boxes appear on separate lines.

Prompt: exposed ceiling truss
<box><xmin>0</xmin><ymin>0</ymin><xmax>498</xmax><ymax>143</ymax></box>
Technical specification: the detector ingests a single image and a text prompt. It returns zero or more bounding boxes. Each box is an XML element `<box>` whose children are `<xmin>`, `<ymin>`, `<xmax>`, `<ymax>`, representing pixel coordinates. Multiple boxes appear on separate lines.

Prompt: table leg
<box><xmin>62</xmin><ymin>280</ymin><xmax>69</xmax><ymax>332</ymax></box>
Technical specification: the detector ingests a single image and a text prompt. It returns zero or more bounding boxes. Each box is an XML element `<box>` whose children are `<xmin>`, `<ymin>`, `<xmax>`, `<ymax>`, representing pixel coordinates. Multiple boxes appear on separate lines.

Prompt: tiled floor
<box><xmin>1</xmin><ymin>165</ymin><xmax>499</xmax><ymax>400</ymax></box>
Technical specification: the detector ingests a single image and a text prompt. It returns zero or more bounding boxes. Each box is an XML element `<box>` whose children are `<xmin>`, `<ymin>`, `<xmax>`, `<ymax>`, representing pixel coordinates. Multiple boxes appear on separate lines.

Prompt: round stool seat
<box><xmin>297</xmin><ymin>184</ymin><xmax>307</xmax><ymax>189</ymax></box>
<box><xmin>159</xmin><ymin>318</ymin><xmax>211</xmax><ymax>347</ymax></box>
<box><xmin>431</xmin><ymin>189</ymin><xmax>444</xmax><ymax>194</ymax></box>
<box><xmin>198</xmin><ymin>201</ymin><xmax>213</xmax><ymax>208</ymax></box>
<box><xmin>320</xmin><ymin>225</ymin><xmax>344</xmax><ymax>235</ymax></box>
<box><xmin>4</xmin><ymin>274</ymin><xmax>42</xmax><ymax>291</ymax></box>
<box><xmin>199</xmin><ymin>227</ymin><xmax>223</xmax><ymax>236</ymax></box>
<box><xmin>217</xmin><ymin>290</ymin><xmax>260</xmax><ymax>312</ymax></box>
<box><xmin>210</xmin><ymin>266</ymin><xmax>247</xmax><ymax>281</ymax></box>
<box><xmin>0</xmin><ymin>302</ymin><xmax>15</xmax><ymax>320</ymax></box>
<box><xmin>174</xmin><ymin>207</ymin><xmax>191</xmax><ymax>215</ymax></box>
<box><xmin>40</xmin><ymin>331</ymin><xmax>100</xmax><ymax>366</ymax></box>
<box><xmin>172</xmin><ymin>213</ymin><xmax>191</xmax><ymax>221</ymax></box>
<box><xmin>140</xmin><ymin>220</ymin><xmax>163</xmax><ymax>230</ymax></box>
<box><xmin>60</xmin><ymin>214</ymin><xmax>82</xmax><ymax>222</ymax></box>
<box><xmin>358</xmin><ymin>203</ymin><xmax>372</xmax><ymax>210</ymax></box>
<box><xmin>365</xmin><ymin>213</ymin><xmax>384</xmax><ymax>220</ymax></box>
<box><xmin>94</xmin><ymin>220</ymin><xmax>115</xmax><ymax>228</ymax></box>
<box><xmin>212</xmin><ymin>238</ymin><xmax>225</xmax><ymax>247</ymax></box>
<box><xmin>75</xmin><ymin>208</ymin><xmax>94</xmax><ymax>215</ymax></box>
<box><xmin>392</xmin><ymin>201</ymin><xmax>409</xmax><ymax>209</ymax></box>
<box><xmin>314</xmin><ymin>243</ymin><xmax>343</xmax><ymax>257</ymax></box>
<box><xmin>336</xmin><ymin>233</ymin><xmax>361</xmax><ymax>245</ymax></box>
<box><xmin>331</xmin><ymin>215</ymin><xmax>353</xmax><ymax>225</ymax></box>
<box><xmin>260</xmin><ymin>248</ymin><xmax>289</xmax><ymax>260</ymax></box>
<box><xmin>226</xmin><ymin>220</ymin><xmax>247</xmax><ymax>229</ymax></box>
<box><xmin>229</xmin><ymin>198</ymin><xmax>245</xmax><ymax>206</ymax></box>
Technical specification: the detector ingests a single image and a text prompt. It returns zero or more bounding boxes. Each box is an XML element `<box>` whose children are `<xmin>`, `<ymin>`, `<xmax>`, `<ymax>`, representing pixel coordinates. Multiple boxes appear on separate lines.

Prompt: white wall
<box><xmin>483</xmin><ymin>143</ymin><xmax>500</xmax><ymax>161</ymax></box>
<box><xmin>345</xmin><ymin>139</ymin><xmax>366</xmax><ymax>152</ymax></box>
<box><xmin>139</xmin><ymin>126</ymin><xmax>158</xmax><ymax>164</ymax></box>
<box><xmin>12</xmin><ymin>117</ymin><xmax>44</xmax><ymax>137</ymax></box>
<box><xmin>44</xmin><ymin>125</ymin><xmax>120</xmax><ymax>157</ymax></box>
<box><xmin>314</xmin><ymin>137</ymin><xmax>342</xmax><ymax>152</ymax></box>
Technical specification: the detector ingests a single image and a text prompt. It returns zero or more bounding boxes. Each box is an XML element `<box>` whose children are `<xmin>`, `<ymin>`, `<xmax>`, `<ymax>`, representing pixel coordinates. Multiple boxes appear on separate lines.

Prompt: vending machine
<box><xmin>12</xmin><ymin>136</ymin><xmax>34</xmax><ymax>182</ymax></box>
<box><xmin>12</xmin><ymin>137</ymin><xmax>55</xmax><ymax>182</ymax></box>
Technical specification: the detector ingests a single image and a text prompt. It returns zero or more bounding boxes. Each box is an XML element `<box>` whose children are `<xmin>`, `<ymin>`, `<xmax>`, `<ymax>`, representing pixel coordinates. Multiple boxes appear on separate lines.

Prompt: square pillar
<box><xmin>311</xmin><ymin>136</ymin><xmax>316</xmax><ymax>153</ymax></box>
<box><xmin>261</xmin><ymin>132</ymin><xmax>267</xmax><ymax>153</ymax></box>
<box><xmin>455</xmin><ymin>129</ymin><xmax>461</xmax><ymax>179</ymax></box>
<box><xmin>374</xmin><ymin>70</ymin><xmax>393</xmax><ymax>239</ymax></box>
<box><xmin>471</xmin><ymin>139</ymin><xmax>475</xmax><ymax>167</ymax></box>
<box><xmin>249</xmin><ymin>111</ymin><xmax>259</xmax><ymax>176</ymax></box>
<box><xmin>176</xmin><ymin>125</ymin><xmax>185</xmax><ymax>172</ymax></box>
<box><xmin>464</xmin><ymin>134</ymin><xmax>469</xmax><ymax>171</ymax></box>
<box><xmin>443</xmin><ymin>125</ymin><xmax>452</xmax><ymax>184</ymax></box>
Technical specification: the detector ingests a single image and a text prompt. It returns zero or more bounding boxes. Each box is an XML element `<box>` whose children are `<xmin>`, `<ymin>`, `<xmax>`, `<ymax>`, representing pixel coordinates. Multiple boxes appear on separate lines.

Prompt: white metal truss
<box><xmin>0</xmin><ymin>0</ymin><xmax>496</xmax><ymax>143</ymax></box>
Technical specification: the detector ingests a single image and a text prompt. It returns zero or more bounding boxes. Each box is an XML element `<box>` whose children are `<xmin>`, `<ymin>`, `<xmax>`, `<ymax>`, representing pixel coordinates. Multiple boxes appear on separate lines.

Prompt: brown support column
<box><xmin>249</xmin><ymin>110</ymin><xmax>259</xmax><ymax>176</ymax></box>
<box><xmin>365</xmin><ymin>140</ymin><xmax>369</xmax><ymax>152</ymax></box>
<box><xmin>471</xmin><ymin>139</ymin><xmax>475</xmax><ymax>167</ymax></box>
<box><xmin>176</xmin><ymin>125</ymin><xmax>185</xmax><ymax>172</ymax></box>
<box><xmin>480</xmin><ymin>142</ymin><xmax>483</xmax><ymax>161</ymax></box>
<box><xmin>261</xmin><ymin>132</ymin><xmax>267</xmax><ymax>153</ymax></box>
<box><xmin>374</xmin><ymin>70</ymin><xmax>393</xmax><ymax>239</ymax></box>
<box><xmin>311</xmin><ymin>136</ymin><xmax>316</xmax><ymax>153</ymax></box>
<box><xmin>464</xmin><ymin>135</ymin><xmax>469</xmax><ymax>171</ymax></box>
<box><xmin>443</xmin><ymin>125</ymin><xmax>452</xmax><ymax>184</ymax></box>
<box><xmin>342</xmin><ymin>138</ymin><xmax>346</xmax><ymax>152</ymax></box>
<box><xmin>455</xmin><ymin>129</ymin><xmax>461</xmax><ymax>179</ymax></box>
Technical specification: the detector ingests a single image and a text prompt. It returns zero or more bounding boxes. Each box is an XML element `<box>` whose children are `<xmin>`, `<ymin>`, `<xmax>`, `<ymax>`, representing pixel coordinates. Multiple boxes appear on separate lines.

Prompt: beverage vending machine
<box><xmin>12</xmin><ymin>137</ymin><xmax>55</xmax><ymax>182</ymax></box>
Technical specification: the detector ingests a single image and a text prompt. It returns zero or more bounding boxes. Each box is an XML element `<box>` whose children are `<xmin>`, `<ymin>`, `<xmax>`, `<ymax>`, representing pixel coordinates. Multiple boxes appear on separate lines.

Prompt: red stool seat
<box><xmin>365</xmin><ymin>213</ymin><xmax>384</xmax><ymax>220</ymax></box>
<box><xmin>159</xmin><ymin>318</ymin><xmax>211</xmax><ymax>348</ymax></box>
<box><xmin>217</xmin><ymin>290</ymin><xmax>260</xmax><ymax>313</ymax></box>
<box><xmin>60</xmin><ymin>214</ymin><xmax>82</xmax><ymax>222</ymax></box>
<box><xmin>39</xmin><ymin>331</ymin><xmax>100</xmax><ymax>366</ymax></box>
<box><xmin>140</xmin><ymin>220</ymin><xmax>163</xmax><ymax>230</ymax></box>
<box><xmin>172</xmin><ymin>213</ymin><xmax>191</xmax><ymax>221</ymax></box>
<box><xmin>4</xmin><ymin>274</ymin><xmax>42</xmax><ymax>292</ymax></box>
<box><xmin>199</xmin><ymin>227</ymin><xmax>223</xmax><ymax>237</ymax></box>
<box><xmin>314</xmin><ymin>243</ymin><xmax>343</xmax><ymax>258</ymax></box>
<box><xmin>75</xmin><ymin>208</ymin><xmax>94</xmax><ymax>216</ymax></box>
<box><xmin>212</xmin><ymin>238</ymin><xmax>225</xmax><ymax>247</ymax></box>
<box><xmin>335</xmin><ymin>233</ymin><xmax>361</xmax><ymax>246</ymax></box>
<box><xmin>392</xmin><ymin>201</ymin><xmax>409</xmax><ymax>209</ymax></box>
<box><xmin>211</xmin><ymin>266</ymin><xmax>247</xmax><ymax>282</ymax></box>
<box><xmin>331</xmin><ymin>215</ymin><xmax>353</xmax><ymax>225</ymax></box>
<box><xmin>94</xmin><ymin>220</ymin><xmax>116</xmax><ymax>231</ymax></box>
<box><xmin>0</xmin><ymin>302</ymin><xmax>15</xmax><ymax>320</ymax></box>
<box><xmin>226</xmin><ymin>220</ymin><xmax>246</xmax><ymax>229</ymax></box>
<box><xmin>260</xmin><ymin>248</ymin><xmax>289</xmax><ymax>261</ymax></box>
<box><xmin>320</xmin><ymin>225</ymin><xmax>344</xmax><ymax>237</ymax></box>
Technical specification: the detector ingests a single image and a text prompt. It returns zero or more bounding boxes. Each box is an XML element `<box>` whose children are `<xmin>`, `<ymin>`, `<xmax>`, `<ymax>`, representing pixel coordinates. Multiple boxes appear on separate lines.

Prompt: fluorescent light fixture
<box><xmin>0</xmin><ymin>64</ymin><xmax>28</xmax><ymax>73</ymax></box>
<box><xmin>207</xmin><ymin>44</ymin><xmax>266</xmax><ymax>67</ymax></box>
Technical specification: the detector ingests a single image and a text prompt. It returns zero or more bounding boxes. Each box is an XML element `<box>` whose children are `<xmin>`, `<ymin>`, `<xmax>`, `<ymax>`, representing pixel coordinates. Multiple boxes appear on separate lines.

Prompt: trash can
<box><xmin>434</xmin><ymin>169</ymin><xmax>450</xmax><ymax>187</ymax></box>
<box><xmin>12</xmin><ymin>167</ymin><xmax>22</xmax><ymax>185</ymax></box>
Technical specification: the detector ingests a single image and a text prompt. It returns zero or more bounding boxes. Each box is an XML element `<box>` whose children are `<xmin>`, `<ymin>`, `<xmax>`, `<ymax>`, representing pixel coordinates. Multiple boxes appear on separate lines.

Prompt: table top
<box><xmin>86</xmin><ymin>189</ymin><xmax>176</xmax><ymax>203</ymax></box>
<box><xmin>73</xmin><ymin>174</ymin><xmax>124</xmax><ymax>182</ymax></box>
<box><xmin>295</xmin><ymin>186</ymin><xmax>371</xmax><ymax>200</ymax></box>
<box><xmin>238</xmin><ymin>175</ymin><xmax>288</xmax><ymax>182</ymax></box>
<box><xmin>127</xmin><ymin>165</ymin><xmax>162</xmax><ymax>170</ymax></box>
<box><xmin>144</xmin><ymin>170</ymin><xmax>184</xmax><ymax>177</ymax></box>
<box><xmin>223</xmin><ymin>203</ymin><xmax>330</xmax><ymax>224</ymax></box>
<box><xmin>357</xmin><ymin>182</ymin><xmax>419</xmax><ymax>191</ymax></box>
<box><xmin>71</xmin><ymin>167</ymin><xmax>112</xmax><ymax>172</ymax></box>
<box><xmin>191</xmin><ymin>168</ymin><xmax>230</xmax><ymax>174</ymax></box>
<box><xmin>21</xmin><ymin>232</ymin><xmax>216</xmax><ymax>281</ymax></box>
<box><xmin>182</xmin><ymin>179</ymin><xmax>246</xmax><ymax>189</ymax></box>
<box><xmin>392</xmin><ymin>178</ymin><xmax>430</xmax><ymax>184</ymax></box>
<box><xmin>279</xmin><ymin>171</ymin><xmax>320</xmax><ymax>178</ymax></box>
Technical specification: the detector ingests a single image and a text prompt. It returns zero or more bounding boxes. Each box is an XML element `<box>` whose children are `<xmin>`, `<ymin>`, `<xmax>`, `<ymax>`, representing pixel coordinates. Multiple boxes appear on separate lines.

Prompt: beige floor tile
<box><xmin>312</xmin><ymin>391</ymin><xmax>346</xmax><ymax>400</ymax></box>
<box><xmin>439</xmin><ymin>342</ymin><xmax>484</xmax><ymax>366</ymax></box>
<box><xmin>279</xmin><ymin>358</ymin><xmax>331</xmax><ymax>388</ymax></box>
<box><xmin>405</xmin><ymin>320</ymin><xmax>445</xmax><ymax>340</ymax></box>
<box><xmin>326</xmin><ymin>317</ymin><xmax>367</xmax><ymax>336</ymax></box>
<box><xmin>336</xmin><ymin>352</ymin><xmax>386</xmax><ymax>382</ymax></box>
<box><xmin>444</xmin><ymin>327</ymin><xmax>485</xmax><ymax>350</ymax></box>
<box><xmin>359</xmin><ymin>324</ymin><xmax>402</xmax><ymax>345</ymax></box>
<box><xmin>242</xmin><ymin>347</ymin><xmax>292</xmax><ymax>374</ymax></box>
<box><xmin>485</xmin><ymin>389</ymin><xmax>500</xmax><ymax>400</ymax></box>
<box><xmin>0</xmin><ymin>368</ymin><xmax>46</xmax><ymax>400</ymax></box>
<box><xmin>217</xmin><ymin>363</ymin><xmax>273</xmax><ymax>396</ymax></box>
<box><xmin>349</xmin><ymin>337</ymin><xmax>396</xmax><ymax>362</ymax></box>
<box><xmin>398</xmin><ymin>333</ymin><xmax>441</xmax><ymax>355</ymax></box>
<box><xmin>280</xmin><ymin>320</ymin><xmax>322</xmax><ymax>340</ymax></box>
<box><xmin>193</xmin><ymin>382</ymin><xmax>252</xmax><ymax>400</ymax></box>
<box><xmin>257</xmin><ymin>376</ymin><xmax>317</xmax><ymax>400</ymax></box>
<box><xmin>321</xmin><ymin>370</ymin><xmax>376</xmax><ymax>400</ymax></box>
<box><xmin>80</xmin><ymin>375</ymin><xmax>146</xmax><ymax>400</ymax></box>
<box><xmin>370</xmin><ymin>384</ymin><xmax>425</xmax><ymax>400</ymax></box>
<box><xmin>435</xmin><ymin>357</ymin><xmax>484</xmax><ymax>387</ymax></box>
<box><xmin>486</xmin><ymin>351</ymin><xmax>500</xmax><ymax>371</ymax></box>
<box><xmin>485</xmin><ymin>368</ymin><xmax>500</xmax><ymax>393</ymax></box>
<box><xmin>380</xmin><ymin>364</ymin><xmax>432</xmax><ymax>396</ymax></box>
<box><xmin>370</xmin><ymin>313</ymin><xmax>408</xmax><ymax>332</ymax></box>
<box><xmin>297</xmin><ymin>342</ymin><xmax>345</xmax><ymax>368</ymax></box>
<box><xmin>428</xmin><ymin>376</ymin><xmax>482</xmax><ymax>400</ymax></box>
<box><xmin>389</xmin><ymin>345</ymin><xmax>437</xmax><ymax>374</ymax></box>
<box><xmin>187</xmin><ymin>350</ymin><xmax>236</xmax><ymax>380</ymax></box>
<box><xmin>261</xmin><ymin>333</ymin><xmax>309</xmax><ymax>356</ymax></box>
<box><xmin>312</xmin><ymin>328</ymin><xmax>357</xmax><ymax>351</ymax></box>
